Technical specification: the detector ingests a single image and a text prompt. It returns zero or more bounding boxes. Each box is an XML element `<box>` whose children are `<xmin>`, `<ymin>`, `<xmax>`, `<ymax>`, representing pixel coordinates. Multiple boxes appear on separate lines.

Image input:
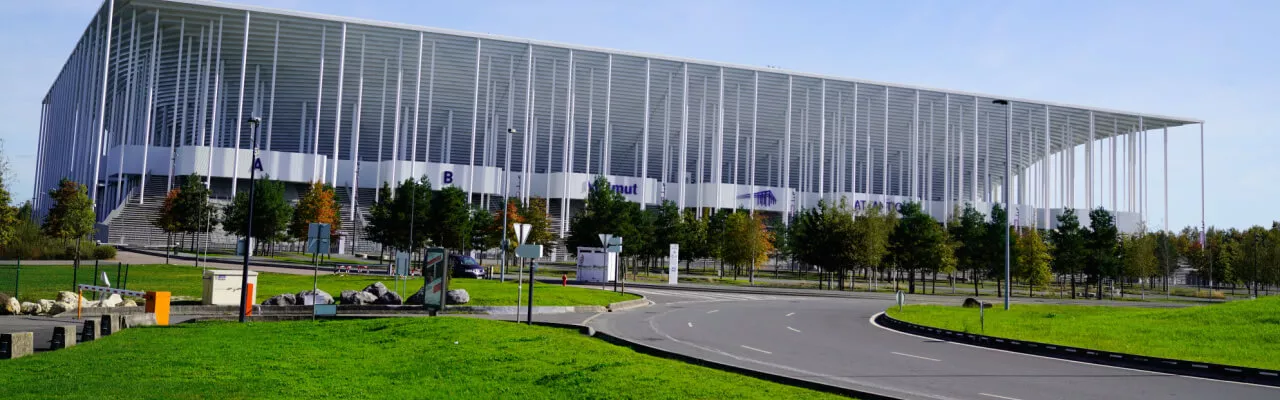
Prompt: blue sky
<box><xmin>1</xmin><ymin>0</ymin><xmax>1274</xmax><ymax>230</ymax></box>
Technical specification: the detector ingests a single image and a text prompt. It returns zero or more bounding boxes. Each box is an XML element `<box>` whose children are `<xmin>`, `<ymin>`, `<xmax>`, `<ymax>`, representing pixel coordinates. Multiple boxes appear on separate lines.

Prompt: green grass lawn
<box><xmin>0</xmin><ymin>264</ymin><xmax>637</xmax><ymax>307</ymax></box>
<box><xmin>886</xmin><ymin>296</ymin><xmax>1280</xmax><ymax>370</ymax></box>
<box><xmin>0</xmin><ymin>318</ymin><xmax>846</xmax><ymax>399</ymax></box>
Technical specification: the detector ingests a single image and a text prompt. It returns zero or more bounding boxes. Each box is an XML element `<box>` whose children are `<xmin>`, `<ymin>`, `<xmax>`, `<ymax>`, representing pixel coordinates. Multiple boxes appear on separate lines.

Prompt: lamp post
<box><xmin>238</xmin><ymin>116</ymin><xmax>262</xmax><ymax>323</ymax></box>
<box><xmin>993</xmin><ymin>99</ymin><xmax>1011</xmax><ymax>310</ymax></box>
<box><xmin>501</xmin><ymin>127</ymin><xmax>517</xmax><ymax>282</ymax></box>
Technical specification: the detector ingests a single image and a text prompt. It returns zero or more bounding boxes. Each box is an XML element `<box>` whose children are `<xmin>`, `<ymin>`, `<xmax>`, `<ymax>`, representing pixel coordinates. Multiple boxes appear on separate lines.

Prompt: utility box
<box><xmin>202</xmin><ymin>270</ymin><xmax>259</xmax><ymax>305</ymax></box>
<box><xmin>576</xmin><ymin>247</ymin><xmax>617</xmax><ymax>283</ymax></box>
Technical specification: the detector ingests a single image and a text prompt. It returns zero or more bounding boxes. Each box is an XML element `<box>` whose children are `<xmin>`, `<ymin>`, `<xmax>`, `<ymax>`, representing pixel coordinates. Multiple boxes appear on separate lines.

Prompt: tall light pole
<box><xmin>239</xmin><ymin>116</ymin><xmax>262</xmax><ymax>323</ymax></box>
<box><xmin>501</xmin><ymin>127</ymin><xmax>517</xmax><ymax>282</ymax></box>
<box><xmin>993</xmin><ymin>99</ymin><xmax>1011</xmax><ymax>310</ymax></box>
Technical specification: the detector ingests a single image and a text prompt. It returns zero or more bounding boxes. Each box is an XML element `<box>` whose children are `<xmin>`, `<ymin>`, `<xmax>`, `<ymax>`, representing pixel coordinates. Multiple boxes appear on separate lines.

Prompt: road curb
<box><xmin>874</xmin><ymin>312</ymin><xmax>1280</xmax><ymax>387</ymax></box>
<box><xmin>529</xmin><ymin>321</ymin><xmax>900</xmax><ymax>400</ymax></box>
<box><xmin>606</xmin><ymin>297</ymin><xmax>650</xmax><ymax>312</ymax></box>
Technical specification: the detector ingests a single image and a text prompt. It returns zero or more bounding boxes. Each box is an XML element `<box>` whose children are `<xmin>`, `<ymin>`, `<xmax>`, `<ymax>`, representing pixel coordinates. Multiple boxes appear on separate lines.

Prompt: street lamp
<box><xmin>501</xmin><ymin>127</ymin><xmax>517</xmax><ymax>282</ymax></box>
<box><xmin>238</xmin><ymin>116</ymin><xmax>262</xmax><ymax>323</ymax></box>
<box><xmin>993</xmin><ymin>99</ymin><xmax>1012</xmax><ymax>310</ymax></box>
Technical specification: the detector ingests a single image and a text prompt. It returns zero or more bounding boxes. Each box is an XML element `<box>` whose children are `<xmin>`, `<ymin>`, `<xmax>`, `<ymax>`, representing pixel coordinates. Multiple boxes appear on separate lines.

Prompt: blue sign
<box><xmin>589</xmin><ymin>181</ymin><xmax>638</xmax><ymax>195</ymax></box>
<box><xmin>252</xmin><ymin>158</ymin><xmax>264</xmax><ymax>172</ymax></box>
<box><xmin>443</xmin><ymin>171</ymin><xmax>453</xmax><ymax>184</ymax></box>
<box><xmin>736</xmin><ymin>190</ymin><xmax>777</xmax><ymax>207</ymax></box>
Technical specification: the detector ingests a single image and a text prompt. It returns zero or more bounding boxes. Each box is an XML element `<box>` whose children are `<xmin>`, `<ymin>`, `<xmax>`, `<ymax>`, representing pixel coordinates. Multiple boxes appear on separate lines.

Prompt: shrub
<box><xmin>94</xmin><ymin>245</ymin><xmax>117</xmax><ymax>260</ymax></box>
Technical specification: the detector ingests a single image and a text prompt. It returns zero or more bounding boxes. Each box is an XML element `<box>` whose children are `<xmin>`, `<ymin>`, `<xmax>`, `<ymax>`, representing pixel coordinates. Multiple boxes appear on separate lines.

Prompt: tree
<box><xmin>566</xmin><ymin>176</ymin><xmax>631</xmax><ymax>255</ymax></box>
<box><xmin>721</xmin><ymin>211</ymin><xmax>774</xmax><ymax>284</ymax></box>
<box><xmin>42</xmin><ymin>178</ymin><xmax>96</xmax><ymax>245</ymax></box>
<box><xmin>949</xmin><ymin>203</ymin><xmax>987</xmax><ymax>295</ymax></box>
<box><xmin>169</xmin><ymin>174</ymin><xmax>218</xmax><ymax>251</ymax></box>
<box><xmin>0</xmin><ymin>174</ymin><xmax>18</xmax><ymax>246</ymax></box>
<box><xmin>1049</xmin><ymin>209</ymin><xmax>1087</xmax><ymax>298</ymax></box>
<box><xmin>982</xmin><ymin>204</ymin><xmax>1010</xmax><ymax>296</ymax></box>
<box><xmin>221</xmin><ymin>177</ymin><xmax>292</xmax><ymax>254</ymax></box>
<box><xmin>497</xmin><ymin>198</ymin><xmax>525</xmax><ymax>252</ymax></box>
<box><xmin>429</xmin><ymin>186</ymin><xmax>471</xmax><ymax>251</ymax></box>
<box><xmin>1084</xmin><ymin>208</ymin><xmax>1120</xmax><ymax>299</ymax></box>
<box><xmin>518</xmin><ymin>197</ymin><xmax>557</xmax><ymax>246</ymax></box>
<box><xmin>1120</xmin><ymin>232</ymin><xmax>1158</xmax><ymax>295</ymax></box>
<box><xmin>679</xmin><ymin>208</ymin><xmax>708</xmax><ymax>271</ymax></box>
<box><xmin>1016</xmin><ymin>229</ymin><xmax>1053</xmax><ymax>297</ymax></box>
<box><xmin>852</xmin><ymin>204</ymin><xmax>896</xmax><ymax>289</ymax></box>
<box><xmin>469</xmin><ymin>207</ymin><xmax>500</xmax><ymax>253</ymax></box>
<box><xmin>154</xmin><ymin>188</ymin><xmax>182</xmax><ymax>254</ymax></box>
<box><xmin>889</xmin><ymin>202</ymin><xmax>949</xmax><ymax>294</ymax></box>
<box><xmin>365</xmin><ymin>178</ymin><xmax>432</xmax><ymax>253</ymax></box>
<box><xmin>289</xmin><ymin>182</ymin><xmax>342</xmax><ymax>244</ymax></box>
<box><xmin>651</xmin><ymin>200</ymin><xmax>684</xmax><ymax>257</ymax></box>
<box><xmin>791</xmin><ymin>199</ymin><xmax>859</xmax><ymax>288</ymax></box>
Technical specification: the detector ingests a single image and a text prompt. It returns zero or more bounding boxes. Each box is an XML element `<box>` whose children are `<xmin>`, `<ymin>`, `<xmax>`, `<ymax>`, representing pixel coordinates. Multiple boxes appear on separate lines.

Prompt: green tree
<box><xmin>469</xmin><ymin>207</ymin><xmax>499</xmax><ymax>253</ymax></box>
<box><xmin>982</xmin><ymin>204</ymin><xmax>1011</xmax><ymax>296</ymax></box>
<box><xmin>365</xmin><ymin>178</ymin><xmax>433</xmax><ymax>254</ymax></box>
<box><xmin>0</xmin><ymin>175</ymin><xmax>18</xmax><ymax>246</ymax></box>
<box><xmin>722</xmin><ymin>211</ymin><xmax>774</xmax><ymax>284</ymax></box>
<box><xmin>42</xmin><ymin>178</ymin><xmax>96</xmax><ymax>245</ymax></box>
<box><xmin>890</xmin><ymin>202</ymin><xmax>949</xmax><ymax>294</ymax></box>
<box><xmin>791</xmin><ymin>199</ymin><xmax>859</xmax><ymax>288</ymax></box>
<box><xmin>566</xmin><ymin>176</ymin><xmax>630</xmax><ymax>255</ymax></box>
<box><xmin>651</xmin><ymin>200</ymin><xmax>684</xmax><ymax>257</ymax></box>
<box><xmin>518</xmin><ymin>197</ymin><xmax>557</xmax><ymax>246</ymax></box>
<box><xmin>1084</xmin><ymin>208</ymin><xmax>1120</xmax><ymax>299</ymax></box>
<box><xmin>678</xmin><ymin>208</ymin><xmax>708</xmax><ymax>272</ymax></box>
<box><xmin>1016</xmin><ymin>229</ymin><xmax>1053</xmax><ymax>296</ymax></box>
<box><xmin>705</xmin><ymin>208</ymin><xmax>734</xmax><ymax>277</ymax></box>
<box><xmin>169</xmin><ymin>174</ymin><xmax>218</xmax><ymax>251</ymax></box>
<box><xmin>1050</xmin><ymin>209</ymin><xmax>1087</xmax><ymax>298</ymax></box>
<box><xmin>949</xmin><ymin>203</ymin><xmax>988</xmax><ymax>295</ymax></box>
<box><xmin>852</xmin><ymin>204</ymin><xmax>896</xmax><ymax>289</ymax></box>
<box><xmin>429</xmin><ymin>186</ymin><xmax>471</xmax><ymax>251</ymax></box>
<box><xmin>221</xmin><ymin>177</ymin><xmax>292</xmax><ymax>254</ymax></box>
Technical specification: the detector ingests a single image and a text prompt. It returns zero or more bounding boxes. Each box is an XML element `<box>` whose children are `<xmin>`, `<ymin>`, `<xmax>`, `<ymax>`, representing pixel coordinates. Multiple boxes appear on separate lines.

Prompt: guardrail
<box><xmin>874</xmin><ymin>313</ymin><xmax>1280</xmax><ymax>387</ymax></box>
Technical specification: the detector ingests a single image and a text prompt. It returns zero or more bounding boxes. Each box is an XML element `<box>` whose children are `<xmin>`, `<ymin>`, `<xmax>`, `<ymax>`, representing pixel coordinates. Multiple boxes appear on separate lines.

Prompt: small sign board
<box><xmin>421</xmin><ymin>248</ymin><xmax>447</xmax><ymax>312</ymax></box>
<box><xmin>668</xmin><ymin>243</ymin><xmax>679</xmax><ymax>285</ymax></box>
<box><xmin>395</xmin><ymin>251</ymin><xmax>411</xmax><ymax>276</ymax></box>
<box><xmin>307</xmin><ymin>223</ymin><xmax>331</xmax><ymax>255</ymax></box>
<box><xmin>314</xmin><ymin>304</ymin><xmax>337</xmax><ymax>316</ymax></box>
<box><xmin>516</xmin><ymin>244</ymin><xmax>543</xmax><ymax>259</ymax></box>
<box><xmin>606</xmin><ymin>236</ymin><xmax>623</xmax><ymax>253</ymax></box>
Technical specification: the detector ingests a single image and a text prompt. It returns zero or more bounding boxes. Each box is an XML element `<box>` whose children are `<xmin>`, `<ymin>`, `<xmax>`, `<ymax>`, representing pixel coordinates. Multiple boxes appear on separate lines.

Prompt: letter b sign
<box><xmin>443</xmin><ymin>171</ymin><xmax>453</xmax><ymax>184</ymax></box>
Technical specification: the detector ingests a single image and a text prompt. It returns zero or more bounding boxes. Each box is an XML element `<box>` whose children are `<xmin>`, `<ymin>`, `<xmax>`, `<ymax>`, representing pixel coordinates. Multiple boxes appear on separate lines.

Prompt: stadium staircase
<box><xmin>104</xmin><ymin>176</ymin><xmax>171</xmax><ymax>246</ymax></box>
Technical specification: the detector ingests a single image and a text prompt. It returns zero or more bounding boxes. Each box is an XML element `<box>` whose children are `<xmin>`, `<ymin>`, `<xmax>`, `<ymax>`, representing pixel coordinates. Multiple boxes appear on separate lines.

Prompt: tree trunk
<box><xmin>908</xmin><ymin>269</ymin><xmax>916</xmax><ymax>294</ymax></box>
<box><xmin>974</xmin><ymin>271</ymin><xmax>980</xmax><ymax>296</ymax></box>
<box><xmin>1071</xmin><ymin>274</ymin><xmax>1077</xmax><ymax>299</ymax></box>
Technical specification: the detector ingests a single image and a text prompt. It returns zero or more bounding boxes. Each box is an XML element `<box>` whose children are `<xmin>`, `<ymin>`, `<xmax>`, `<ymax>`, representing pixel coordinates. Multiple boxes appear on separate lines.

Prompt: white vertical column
<box><xmin>265</xmin><ymin>22</ymin><xmax>279</xmax><ymax>153</ymax></box>
<box><xmin>329</xmin><ymin>23</ymin><xmax>347</xmax><ymax>186</ymax></box>
<box><xmin>1163</xmin><ymin>126</ymin><xmax>1168</xmax><ymax>233</ymax></box>
<box><xmin>943</xmin><ymin>94</ymin><xmax>949</xmax><ymax>217</ymax></box>
<box><xmin>90</xmin><ymin>0</ymin><xmax>116</xmax><ymax>209</ymax></box>
<box><xmin>467</xmin><ymin>39</ymin><xmax>482</xmax><ymax>201</ymax></box>
<box><xmin>166</xmin><ymin>18</ymin><xmax>186</xmax><ymax>193</ymax></box>
<box><xmin>882</xmin><ymin>87</ymin><xmax>888</xmax><ymax>202</ymax></box>
<box><xmin>231</xmin><ymin>11</ymin><xmax>251</xmax><ymax>197</ymax></box>
<box><xmin>523</xmin><ymin>46</ymin><xmax>535</xmax><ymax>202</ymax></box>
<box><xmin>640</xmin><ymin>58</ymin><xmax>651</xmax><ymax>209</ymax></box>
<box><xmin>424</xmin><ymin>41</ymin><xmax>436</xmax><ymax>164</ymax></box>
<box><xmin>783</xmin><ymin>76</ymin><xmax>792</xmax><ymax>221</ymax></box>
<box><xmin>1043</xmin><ymin>105</ymin><xmax>1050</xmax><ymax>227</ymax></box>
<box><xmin>390</xmin><ymin>39</ymin><xmax>404</xmax><ymax>186</ymax></box>
<box><xmin>560</xmin><ymin>50</ymin><xmax>575</xmax><ymax>239</ymax></box>
<box><xmin>349</xmin><ymin>33</ymin><xmax>366</xmax><ymax>217</ymax></box>
<box><xmin>1087</xmin><ymin>111</ymin><xmax>1094</xmax><ymax>209</ymax></box>
<box><xmin>818</xmin><ymin>80</ymin><xmax>826</xmax><ymax>200</ymax></box>
<box><xmin>662</xmin><ymin>71</ymin><xmax>671</xmax><ymax>194</ymax></box>
<box><xmin>852</xmin><ymin>85</ymin><xmax>859</xmax><ymax>197</ymax></box>
<box><xmin>140</xmin><ymin>11</ymin><xmax>162</xmax><ymax>204</ymax></box>
<box><xmin>603</xmin><ymin>54</ymin><xmax>613</xmax><ymax>176</ymax></box>
<box><xmin>374</xmin><ymin>60</ymin><xmax>387</xmax><ymax>200</ymax></box>
<box><xmin>911</xmin><ymin>90</ymin><xmax>919</xmax><ymax>200</ymax></box>
<box><xmin>116</xmin><ymin>11</ymin><xmax>138</xmax><ymax>206</ymax></box>
<box><xmin>311</xmin><ymin>26</ymin><xmax>328</xmax><ymax>184</ymax></box>
<box><xmin>972</xmin><ymin>97</ymin><xmax>978</xmax><ymax>203</ymax></box>
<box><xmin>1111</xmin><ymin>118</ymin><xmax>1117</xmax><ymax>211</ymax></box>
<box><xmin>750</xmin><ymin>71</ymin><xmax>758</xmax><ymax>215</ymax></box>
<box><xmin>678</xmin><ymin>63</ymin><xmax>689</xmax><ymax>211</ymax></box>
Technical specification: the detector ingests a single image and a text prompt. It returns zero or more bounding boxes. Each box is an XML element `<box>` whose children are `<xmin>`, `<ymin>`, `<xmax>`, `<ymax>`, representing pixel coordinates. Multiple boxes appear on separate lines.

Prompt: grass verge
<box><xmin>885</xmin><ymin>296</ymin><xmax>1280</xmax><ymax>370</ymax></box>
<box><xmin>0</xmin><ymin>318</ymin><xmax>846</xmax><ymax>399</ymax></box>
<box><xmin>3</xmin><ymin>264</ymin><xmax>637</xmax><ymax>307</ymax></box>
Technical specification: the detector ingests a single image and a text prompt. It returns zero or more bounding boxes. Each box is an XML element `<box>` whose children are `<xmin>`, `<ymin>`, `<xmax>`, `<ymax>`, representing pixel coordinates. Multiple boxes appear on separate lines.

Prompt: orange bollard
<box><xmin>562</xmin><ymin>274</ymin><xmax>568</xmax><ymax>287</ymax></box>
<box><xmin>77</xmin><ymin>290</ymin><xmax>84</xmax><ymax>320</ymax></box>
<box><xmin>144</xmin><ymin>291</ymin><xmax>171</xmax><ymax>326</ymax></box>
<box><xmin>243</xmin><ymin>283</ymin><xmax>255</xmax><ymax>316</ymax></box>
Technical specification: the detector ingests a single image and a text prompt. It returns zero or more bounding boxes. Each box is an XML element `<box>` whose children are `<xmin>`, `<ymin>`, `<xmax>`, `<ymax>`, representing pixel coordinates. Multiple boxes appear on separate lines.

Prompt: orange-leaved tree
<box><xmin>289</xmin><ymin>182</ymin><xmax>342</xmax><ymax>246</ymax></box>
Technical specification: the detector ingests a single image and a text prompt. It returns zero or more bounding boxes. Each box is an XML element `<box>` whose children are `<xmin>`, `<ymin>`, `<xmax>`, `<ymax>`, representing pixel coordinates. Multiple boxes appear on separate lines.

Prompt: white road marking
<box><xmin>786</xmin><ymin>312</ymin><xmax>795</xmax><ymax>317</ymax></box>
<box><xmin>892</xmin><ymin>352</ymin><xmax>941</xmax><ymax>362</ymax></box>
<box><xmin>706</xmin><ymin>309</ymin><xmax>719</xmax><ymax>314</ymax></box>
<box><xmin>687</xmin><ymin>322</ymin><xmax>693</xmax><ymax>328</ymax></box>
<box><xmin>979</xmin><ymin>393</ymin><xmax>1023</xmax><ymax>400</ymax></box>
<box><xmin>740</xmin><ymin>345</ymin><xmax>773</xmax><ymax>355</ymax></box>
<box><xmin>786</xmin><ymin>326</ymin><xmax>802</xmax><ymax>333</ymax></box>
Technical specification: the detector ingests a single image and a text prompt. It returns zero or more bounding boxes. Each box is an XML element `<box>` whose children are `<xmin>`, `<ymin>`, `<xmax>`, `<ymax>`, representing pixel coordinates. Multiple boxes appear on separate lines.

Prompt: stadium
<box><xmin>33</xmin><ymin>0</ymin><xmax>1204</xmax><ymax>257</ymax></box>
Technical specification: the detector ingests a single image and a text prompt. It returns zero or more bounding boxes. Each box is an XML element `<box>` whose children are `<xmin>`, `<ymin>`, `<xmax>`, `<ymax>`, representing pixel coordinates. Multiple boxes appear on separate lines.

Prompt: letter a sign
<box><xmin>252</xmin><ymin>157</ymin><xmax>264</xmax><ymax>172</ymax></box>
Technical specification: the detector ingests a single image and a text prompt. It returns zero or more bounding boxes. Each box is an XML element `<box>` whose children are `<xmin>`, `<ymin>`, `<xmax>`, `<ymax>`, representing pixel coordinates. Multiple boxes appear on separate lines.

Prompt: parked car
<box><xmin>450</xmin><ymin>254</ymin><xmax>486</xmax><ymax>278</ymax></box>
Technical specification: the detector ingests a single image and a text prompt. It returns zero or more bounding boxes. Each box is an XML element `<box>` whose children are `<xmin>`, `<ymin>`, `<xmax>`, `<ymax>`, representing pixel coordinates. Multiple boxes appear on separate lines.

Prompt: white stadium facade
<box><xmin>34</xmin><ymin>0</ymin><xmax>1206</xmax><ymax>256</ymax></box>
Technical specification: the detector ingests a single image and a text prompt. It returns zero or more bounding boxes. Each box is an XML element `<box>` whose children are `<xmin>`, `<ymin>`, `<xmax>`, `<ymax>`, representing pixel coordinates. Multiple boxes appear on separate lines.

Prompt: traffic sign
<box><xmin>307</xmin><ymin>223</ymin><xmax>331</xmax><ymax>254</ymax></box>
<box><xmin>516</xmin><ymin>244</ymin><xmax>543</xmax><ymax>259</ymax></box>
<box><xmin>514</xmin><ymin>223</ymin><xmax>532</xmax><ymax>244</ymax></box>
<box><xmin>606</xmin><ymin>236</ymin><xmax>623</xmax><ymax>253</ymax></box>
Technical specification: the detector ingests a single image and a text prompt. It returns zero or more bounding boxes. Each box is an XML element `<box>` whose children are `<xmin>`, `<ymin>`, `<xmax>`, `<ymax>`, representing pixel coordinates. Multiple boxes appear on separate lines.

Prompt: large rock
<box><xmin>374</xmin><ymin>290</ymin><xmax>403</xmax><ymax>305</ymax></box>
<box><xmin>120</xmin><ymin>299</ymin><xmax>138</xmax><ymax>307</ymax></box>
<box><xmin>37</xmin><ymin>299</ymin><xmax>55</xmax><ymax>315</ymax></box>
<box><xmin>262</xmin><ymin>294</ymin><xmax>298</xmax><ymax>306</ymax></box>
<box><xmin>1</xmin><ymin>293</ymin><xmax>19</xmax><ymax>315</ymax></box>
<box><xmin>49</xmin><ymin>301</ymin><xmax>75</xmax><ymax>315</ymax></box>
<box><xmin>340</xmin><ymin>290</ymin><xmax>378</xmax><ymax>305</ymax></box>
<box><xmin>98</xmin><ymin>294</ymin><xmax>123</xmax><ymax>308</ymax></box>
<box><xmin>20</xmin><ymin>302</ymin><xmax>39</xmax><ymax>315</ymax></box>
<box><xmin>406</xmin><ymin>286</ymin><xmax>428</xmax><ymax>305</ymax></box>
<box><xmin>362</xmin><ymin>282</ymin><xmax>389</xmax><ymax>298</ymax></box>
<box><xmin>446</xmin><ymin>289</ymin><xmax>470</xmax><ymax>305</ymax></box>
<box><xmin>56</xmin><ymin>291</ymin><xmax>81</xmax><ymax>305</ymax></box>
<box><xmin>961</xmin><ymin>298</ymin><xmax>992</xmax><ymax>309</ymax></box>
<box><xmin>295</xmin><ymin>289</ymin><xmax>334</xmax><ymax>305</ymax></box>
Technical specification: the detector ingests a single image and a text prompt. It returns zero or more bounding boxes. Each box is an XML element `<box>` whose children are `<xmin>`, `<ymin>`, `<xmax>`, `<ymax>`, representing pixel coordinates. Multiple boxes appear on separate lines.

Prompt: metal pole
<box><xmin>92</xmin><ymin>260</ymin><xmax>100</xmax><ymax>300</ymax></box>
<box><xmin>238</xmin><ymin>118</ymin><xmax>260</xmax><ymax>322</ymax></box>
<box><xmin>501</xmin><ymin>128</ymin><xmax>515</xmax><ymax>282</ymax></box>
<box><xmin>996</xmin><ymin>99</ymin><xmax>1011</xmax><ymax>310</ymax></box>
<box><xmin>527</xmin><ymin>260</ymin><xmax>536</xmax><ymax>325</ymax></box>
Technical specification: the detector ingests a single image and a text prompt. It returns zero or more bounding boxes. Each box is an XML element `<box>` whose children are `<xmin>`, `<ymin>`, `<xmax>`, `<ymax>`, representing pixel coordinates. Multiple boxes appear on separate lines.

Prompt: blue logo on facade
<box><xmin>443</xmin><ymin>171</ymin><xmax>453</xmax><ymax>184</ymax></box>
<box><xmin>588</xmin><ymin>182</ymin><xmax>638</xmax><ymax>195</ymax></box>
<box><xmin>737</xmin><ymin>190</ymin><xmax>777</xmax><ymax>207</ymax></box>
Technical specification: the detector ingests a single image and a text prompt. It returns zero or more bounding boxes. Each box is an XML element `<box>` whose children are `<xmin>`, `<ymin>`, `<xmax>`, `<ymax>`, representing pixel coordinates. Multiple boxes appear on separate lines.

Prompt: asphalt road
<box><xmin>589</xmin><ymin>288</ymin><xmax>1279</xmax><ymax>400</ymax></box>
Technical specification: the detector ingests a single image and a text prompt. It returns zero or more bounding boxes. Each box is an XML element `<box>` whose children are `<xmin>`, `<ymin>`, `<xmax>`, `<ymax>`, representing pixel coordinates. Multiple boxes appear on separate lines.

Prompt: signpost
<box><xmin>668</xmin><ymin>244</ymin><xmax>679</xmax><ymax>285</ymax></box>
<box><xmin>307</xmin><ymin>223</ymin><xmax>330</xmax><ymax>320</ymax></box>
<box><xmin>598</xmin><ymin>234</ymin><xmax>623</xmax><ymax>292</ymax></box>
<box><xmin>513</xmin><ymin>223</ymin><xmax>540</xmax><ymax>325</ymax></box>
<box><xmin>420</xmin><ymin>248</ymin><xmax>447</xmax><ymax>314</ymax></box>
<box><xmin>394</xmin><ymin>251</ymin><xmax>410</xmax><ymax>297</ymax></box>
